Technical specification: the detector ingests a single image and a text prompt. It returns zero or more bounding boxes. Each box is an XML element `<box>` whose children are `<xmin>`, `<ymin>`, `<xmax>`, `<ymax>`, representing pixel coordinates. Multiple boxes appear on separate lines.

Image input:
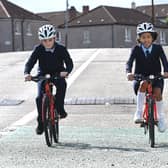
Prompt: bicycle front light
<box><xmin>149</xmin><ymin>75</ymin><xmax>154</xmax><ymax>80</ymax></box>
<box><xmin>45</xmin><ymin>74</ymin><xmax>51</xmax><ymax>79</ymax></box>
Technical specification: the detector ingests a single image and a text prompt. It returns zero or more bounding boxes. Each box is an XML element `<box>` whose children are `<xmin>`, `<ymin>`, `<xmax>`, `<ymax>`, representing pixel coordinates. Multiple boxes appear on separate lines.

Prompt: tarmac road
<box><xmin>0</xmin><ymin>48</ymin><xmax>168</xmax><ymax>168</ymax></box>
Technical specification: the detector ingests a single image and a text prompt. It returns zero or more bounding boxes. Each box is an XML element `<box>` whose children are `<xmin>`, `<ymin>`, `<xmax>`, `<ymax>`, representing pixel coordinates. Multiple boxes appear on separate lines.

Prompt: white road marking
<box><xmin>67</xmin><ymin>49</ymin><xmax>100</xmax><ymax>89</ymax></box>
<box><xmin>11</xmin><ymin>110</ymin><xmax>37</xmax><ymax>127</ymax></box>
<box><xmin>2</xmin><ymin>110</ymin><xmax>37</xmax><ymax>133</ymax></box>
<box><xmin>4</xmin><ymin>49</ymin><xmax>100</xmax><ymax>130</ymax></box>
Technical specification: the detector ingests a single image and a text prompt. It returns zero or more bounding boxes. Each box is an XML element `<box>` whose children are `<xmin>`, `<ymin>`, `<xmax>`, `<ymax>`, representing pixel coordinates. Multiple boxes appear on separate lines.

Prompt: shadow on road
<box><xmin>51</xmin><ymin>142</ymin><xmax>148</xmax><ymax>153</ymax></box>
<box><xmin>155</xmin><ymin>143</ymin><xmax>168</xmax><ymax>149</ymax></box>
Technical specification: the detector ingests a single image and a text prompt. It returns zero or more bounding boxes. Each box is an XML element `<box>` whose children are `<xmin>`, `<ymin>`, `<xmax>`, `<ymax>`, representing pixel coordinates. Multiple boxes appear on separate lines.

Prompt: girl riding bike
<box><xmin>126</xmin><ymin>22</ymin><xmax>168</xmax><ymax>133</ymax></box>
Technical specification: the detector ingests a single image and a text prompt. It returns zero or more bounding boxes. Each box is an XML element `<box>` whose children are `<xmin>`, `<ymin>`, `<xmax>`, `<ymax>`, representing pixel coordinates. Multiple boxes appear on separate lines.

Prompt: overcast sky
<box><xmin>9</xmin><ymin>0</ymin><xmax>168</xmax><ymax>13</ymax></box>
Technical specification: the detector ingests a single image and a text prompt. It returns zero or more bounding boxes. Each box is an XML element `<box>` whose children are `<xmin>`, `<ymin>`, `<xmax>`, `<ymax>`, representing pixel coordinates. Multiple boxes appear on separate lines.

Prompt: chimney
<box><xmin>83</xmin><ymin>6</ymin><xmax>89</xmax><ymax>14</ymax></box>
<box><xmin>131</xmin><ymin>2</ymin><xmax>136</xmax><ymax>9</ymax></box>
<box><xmin>69</xmin><ymin>6</ymin><xmax>77</xmax><ymax>20</ymax></box>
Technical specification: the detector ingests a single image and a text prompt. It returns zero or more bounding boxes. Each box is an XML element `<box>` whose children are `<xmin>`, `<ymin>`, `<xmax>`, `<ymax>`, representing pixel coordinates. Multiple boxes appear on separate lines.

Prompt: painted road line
<box><xmin>67</xmin><ymin>49</ymin><xmax>100</xmax><ymax>89</ymax></box>
<box><xmin>11</xmin><ymin>109</ymin><xmax>37</xmax><ymax>127</ymax></box>
<box><xmin>4</xmin><ymin>49</ymin><xmax>100</xmax><ymax>130</ymax></box>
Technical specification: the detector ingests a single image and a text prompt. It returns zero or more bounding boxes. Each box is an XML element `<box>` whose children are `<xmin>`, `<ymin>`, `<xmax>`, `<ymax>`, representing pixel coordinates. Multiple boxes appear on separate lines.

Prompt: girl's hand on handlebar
<box><xmin>163</xmin><ymin>72</ymin><xmax>168</xmax><ymax>78</ymax></box>
<box><xmin>127</xmin><ymin>73</ymin><xmax>134</xmax><ymax>81</ymax></box>
<box><xmin>24</xmin><ymin>74</ymin><xmax>32</xmax><ymax>82</ymax></box>
<box><xmin>60</xmin><ymin>72</ymin><xmax>69</xmax><ymax>78</ymax></box>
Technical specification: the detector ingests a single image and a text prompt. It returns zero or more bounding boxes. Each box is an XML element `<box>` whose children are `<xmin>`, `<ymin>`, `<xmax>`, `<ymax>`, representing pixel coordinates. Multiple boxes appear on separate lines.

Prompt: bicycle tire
<box><xmin>53</xmin><ymin>109</ymin><xmax>59</xmax><ymax>143</ymax></box>
<box><xmin>42</xmin><ymin>95</ymin><xmax>53</xmax><ymax>147</ymax></box>
<box><xmin>148</xmin><ymin>98</ymin><xmax>155</xmax><ymax>148</ymax></box>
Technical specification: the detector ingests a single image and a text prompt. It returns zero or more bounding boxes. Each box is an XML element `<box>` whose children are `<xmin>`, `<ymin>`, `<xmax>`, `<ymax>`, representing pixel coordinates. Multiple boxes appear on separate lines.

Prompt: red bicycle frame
<box><xmin>42</xmin><ymin>81</ymin><xmax>55</xmax><ymax>125</ymax></box>
<box><xmin>143</xmin><ymin>82</ymin><xmax>158</xmax><ymax>123</ymax></box>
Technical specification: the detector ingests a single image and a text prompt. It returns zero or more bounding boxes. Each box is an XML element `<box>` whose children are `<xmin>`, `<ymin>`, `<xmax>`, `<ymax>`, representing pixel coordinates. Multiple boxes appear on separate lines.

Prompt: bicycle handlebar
<box><xmin>31</xmin><ymin>74</ymin><xmax>61</xmax><ymax>82</ymax></box>
<box><xmin>134</xmin><ymin>74</ymin><xmax>167</xmax><ymax>81</ymax></box>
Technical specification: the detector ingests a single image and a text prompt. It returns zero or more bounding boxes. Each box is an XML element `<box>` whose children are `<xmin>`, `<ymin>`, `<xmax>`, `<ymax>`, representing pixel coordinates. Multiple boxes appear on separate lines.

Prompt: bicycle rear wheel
<box><xmin>42</xmin><ymin>95</ymin><xmax>53</xmax><ymax>147</ymax></box>
<box><xmin>148</xmin><ymin>99</ymin><xmax>155</xmax><ymax>148</ymax></box>
<box><xmin>53</xmin><ymin>109</ymin><xmax>59</xmax><ymax>143</ymax></box>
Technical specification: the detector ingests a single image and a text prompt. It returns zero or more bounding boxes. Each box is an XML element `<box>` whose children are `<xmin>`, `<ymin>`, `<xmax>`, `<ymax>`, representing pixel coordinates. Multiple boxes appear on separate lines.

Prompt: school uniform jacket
<box><xmin>24</xmin><ymin>42</ymin><xmax>73</xmax><ymax>76</ymax></box>
<box><xmin>126</xmin><ymin>44</ymin><xmax>168</xmax><ymax>76</ymax></box>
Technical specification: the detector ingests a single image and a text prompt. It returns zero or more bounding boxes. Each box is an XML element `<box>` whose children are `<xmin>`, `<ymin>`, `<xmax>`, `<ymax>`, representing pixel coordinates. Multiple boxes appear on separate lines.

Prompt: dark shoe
<box><xmin>60</xmin><ymin>112</ymin><xmax>68</xmax><ymax>119</ymax></box>
<box><xmin>36</xmin><ymin>123</ymin><xmax>44</xmax><ymax>135</ymax></box>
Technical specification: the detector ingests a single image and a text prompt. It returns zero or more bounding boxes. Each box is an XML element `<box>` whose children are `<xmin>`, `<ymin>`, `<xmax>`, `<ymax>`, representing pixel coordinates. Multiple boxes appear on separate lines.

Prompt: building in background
<box><xmin>38</xmin><ymin>6</ymin><xmax>81</xmax><ymax>27</ymax></box>
<box><xmin>136</xmin><ymin>3</ymin><xmax>168</xmax><ymax>24</ymax></box>
<box><xmin>38</xmin><ymin>6</ymin><xmax>82</xmax><ymax>43</ymax></box>
<box><xmin>0</xmin><ymin>0</ymin><xmax>48</xmax><ymax>52</ymax></box>
<box><xmin>0</xmin><ymin>0</ymin><xmax>167</xmax><ymax>51</ymax></box>
<box><xmin>58</xmin><ymin>5</ymin><xmax>168</xmax><ymax>48</ymax></box>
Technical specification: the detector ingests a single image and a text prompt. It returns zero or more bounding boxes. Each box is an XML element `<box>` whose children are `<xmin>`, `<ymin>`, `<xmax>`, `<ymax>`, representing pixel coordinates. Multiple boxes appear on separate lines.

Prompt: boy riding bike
<box><xmin>126</xmin><ymin>22</ymin><xmax>168</xmax><ymax>132</ymax></box>
<box><xmin>24</xmin><ymin>24</ymin><xmax>73</xmax><ymax>135</ymax></box>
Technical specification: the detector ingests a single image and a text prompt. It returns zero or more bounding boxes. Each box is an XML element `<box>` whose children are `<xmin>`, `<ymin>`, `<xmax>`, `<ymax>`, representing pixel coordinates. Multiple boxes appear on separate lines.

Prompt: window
<box><xmin>83</xmin><ymin>30</ymin><xmax>90</xmax><ymax>44</ymax></box>
<box><xmin>161</xmin><ymin>8</ymin><xmax>165</xmax><ymax>12</ymax></box>
<box><xmin>125</xmin><ymin>27</ymin><xmax>132</xmax><ymax>42</ymax></box>
<box><xmin>15</xmin><ymin>21</ymin><xmax>21</xmax><ymax>35</ymax></box>
<box><xmin>56</xmin><ymin>31</ymin><xmax>61</xmax><ymax>42</ymax></box>
<box><xmin>26</xmin><ymin>23</ymin><xmax>32</xmax><ymax>36</ymax></box>
<box><xmin>160</xmin><ymin>31</ymin><xmax>166</xmax><ymax>44</ymax></box>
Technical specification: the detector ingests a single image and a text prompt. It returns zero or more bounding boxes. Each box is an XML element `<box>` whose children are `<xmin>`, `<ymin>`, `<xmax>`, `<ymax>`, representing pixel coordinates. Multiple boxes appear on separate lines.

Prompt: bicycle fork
<box><xmin>142</xmin><ymin>96</ymin><xmax>158</xmax><ymax>135</ymax></box>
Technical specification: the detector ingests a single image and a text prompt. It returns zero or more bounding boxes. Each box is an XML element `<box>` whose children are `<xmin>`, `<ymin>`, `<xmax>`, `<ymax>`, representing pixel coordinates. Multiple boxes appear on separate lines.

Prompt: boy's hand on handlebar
<box><xmin>163</xmin><ymin>72</ymin><xmax>168</xmax><ymax>78</ymax></box>
<box><xmin>24</xmin><ymin>74</ymin><xmax>32</xmax><ymax>81</ymax></box>
<box><xmin>127</xmin><ymin>73</ymin><xmax>134</xmax><ymax>81</ymax></box>
<box><xmin>60</xmin><ymin>71</ymin><xmax>69</xmax><ymax>78</ymax></box>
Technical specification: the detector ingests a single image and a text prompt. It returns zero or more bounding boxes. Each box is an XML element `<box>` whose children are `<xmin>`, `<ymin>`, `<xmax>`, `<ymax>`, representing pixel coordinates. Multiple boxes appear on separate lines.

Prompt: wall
<box><xmin>23</xmin><ymin>20</ymin><xmax>48</xmax><ymax>51</ymax></box>
<box><xmin>0</xmin><ymin>19</ymin><xmax>13</xmax><ymax>52</ymax></box>
<box><xmin>59</xmin><ymin>25</ymin><xmax>113</xmax><ymax>48</ymax></box>
<box><xmin>156</xmin><ymin>27</ymin><xmax>168</xmax><ymax>46</ymax></box>
<box><xmin>113</xmin><ymin>25</ymin><xmax>168</xmax><ymax>48</ymax></box>
<box><xmin>59</xmin><ymin>24</ymin><xmax>168</xmax><ymax>49</ymax></box>
<box><xmin>14</xmin><ymin>19</ymin><xmax>48</xmax><ymax>51</ymax></box>
<box><xmin>112</xmin><ymin>25</ymin><xmax>137</xmax><ymax>48</ymax></box>
<box><xmin>0</xmin><ymin>18</ymin><xmax>48</xmax><ymax>52</ymax></box>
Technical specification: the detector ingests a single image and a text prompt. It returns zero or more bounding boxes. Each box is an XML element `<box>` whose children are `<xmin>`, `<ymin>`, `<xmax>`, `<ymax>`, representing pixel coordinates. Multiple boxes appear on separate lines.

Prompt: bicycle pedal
<box><xmin>55</xmin><ymin>115</ymin><xmax>60</xmax><ymax>121</ymax></box>
<box><xmin>135</xmin><ymin>120</ymin><xmax>144</xmax><ymax>124</ymax></box>
<box><xmin>140</xmin><ymin>123</ymin><xmax>145</xmax><ymax>127</ymax></box>
<box><xmin>144</xmin><ymin>128</ymin><xmax>148</xmax><ymax>135</ymax></box>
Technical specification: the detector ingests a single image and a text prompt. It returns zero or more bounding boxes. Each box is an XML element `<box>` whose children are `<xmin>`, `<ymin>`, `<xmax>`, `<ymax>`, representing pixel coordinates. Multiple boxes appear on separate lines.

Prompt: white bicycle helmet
<box><xmin>137</xmin><ymin>22</ymin><xmax>155</xmax><ymax>35</ymax></box>
<box><xmin>38</xmin><ymin>24</ymin><xmax>56</xmax><ymax>40</ymax></box>
<box><xmin>137</xmin><ymin>22</ymin><xmax>157</xmax><ymax>41</ymax></box>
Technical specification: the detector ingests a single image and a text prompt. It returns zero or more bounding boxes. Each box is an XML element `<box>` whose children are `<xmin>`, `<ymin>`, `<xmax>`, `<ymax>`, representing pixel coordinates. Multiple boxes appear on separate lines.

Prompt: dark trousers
<box><xmin>36</xmin><ymin>78</ymin><xmax>67</xmax><ymax>123</ymax></box>
<box><xmin>133</xmin><ymin>79</ymin><xmax>164</xmax><ymax>95</ymax></box>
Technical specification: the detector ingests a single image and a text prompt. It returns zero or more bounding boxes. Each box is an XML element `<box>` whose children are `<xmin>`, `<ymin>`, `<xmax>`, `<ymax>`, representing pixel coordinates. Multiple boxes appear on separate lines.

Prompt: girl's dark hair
<box><xmin>137</xmin><ymin>32</ymin><xmax>158</xmax><ymax>43</ymax></box>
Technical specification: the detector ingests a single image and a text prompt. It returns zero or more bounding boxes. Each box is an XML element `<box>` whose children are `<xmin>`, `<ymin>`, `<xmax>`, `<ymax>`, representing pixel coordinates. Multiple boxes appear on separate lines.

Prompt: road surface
<box><xmin>0</xmin><ymin>48</ymin><xmax>168</xmax><ymax>168</ymax></box>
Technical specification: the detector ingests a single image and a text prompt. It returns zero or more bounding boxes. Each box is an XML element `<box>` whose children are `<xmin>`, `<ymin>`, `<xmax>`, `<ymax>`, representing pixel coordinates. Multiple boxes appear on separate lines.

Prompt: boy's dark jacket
<box><xmin>126</xmin><ymin>44</ymin><xmax>168</xmax><ymax>76</ymax></box>
<box><xmin>24</xmin><ymin>42</ymin><xmax>73</xmax><ymax>75</ymax></box>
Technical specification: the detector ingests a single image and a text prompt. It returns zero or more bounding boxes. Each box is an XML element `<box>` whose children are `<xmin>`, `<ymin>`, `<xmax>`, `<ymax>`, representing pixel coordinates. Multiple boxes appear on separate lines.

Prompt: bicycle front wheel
<box><xmin>53</xmin><ymin>109</ymin><xmax>59</xmax><ymax>143</ymax></box>
<box><xmin>148</xmin><ymin>99</ymin><xmax>155</xmax><ymax>148</ymax></box>
<box><xmin>42</xmin><ymin>95</ymin><xmax>53</xmax><ymax>147</ymax></box>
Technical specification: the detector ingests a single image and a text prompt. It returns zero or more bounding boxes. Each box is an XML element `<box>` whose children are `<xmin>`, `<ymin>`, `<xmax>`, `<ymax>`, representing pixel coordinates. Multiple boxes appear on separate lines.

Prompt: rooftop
<box><xmin>59</xmin><ymin>5</ymin><xmax>168</xmax><ymax>28</ymax></box>
<box><xmin>0</xmin><ymin>0</ymin><xmax>47</xmax><ymax>20</ymax></box>
<box><xmin>136</xmin><ymin>4</ymin><xmax>168</xmax><ymax>18</ymax></box>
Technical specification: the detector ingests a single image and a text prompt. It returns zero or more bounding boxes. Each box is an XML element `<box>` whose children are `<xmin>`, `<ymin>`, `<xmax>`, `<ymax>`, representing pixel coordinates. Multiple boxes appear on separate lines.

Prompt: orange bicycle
<box><xmin>134</xmin><ymin>74</ymin><xmax>166</xmax><ymax>148</ymax></box>
<box><xmin>32</xmin><ymin>74</ymin><xmax>60</xmax><ymax>147</ymax></box>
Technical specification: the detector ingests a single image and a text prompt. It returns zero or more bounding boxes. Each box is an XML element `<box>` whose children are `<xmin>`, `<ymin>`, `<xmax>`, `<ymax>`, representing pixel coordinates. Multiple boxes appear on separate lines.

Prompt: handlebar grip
<box><xmin>134</xmin><ymin>74</ymin><xmax>166</xmax><ymax>81</ymax></box>
<box><xmin>31</xmin><ymin>76</ymin><xmax>39</xmax><ymax>82</ymax></box>
<box><xmin>31</xmin><ymin>75</ymin><xmax>62</xmax><ymax>82</ymax></box>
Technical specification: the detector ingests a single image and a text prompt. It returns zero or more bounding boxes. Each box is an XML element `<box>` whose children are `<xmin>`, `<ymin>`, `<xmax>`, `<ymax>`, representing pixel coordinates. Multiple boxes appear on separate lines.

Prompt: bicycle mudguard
<box><xmin>42</xmin><ymin>95</ymin><xmax>49</xmax><ymax>123</ymax></box>
<box><xmin>153</xmin><ymin>102</ymin><xmax>158</xmax><ymax>122</ymax></box>
<box><xmin>143</xmin><ymin>102</ymin><xmax>149</xmax><ymax>123</ymax></box>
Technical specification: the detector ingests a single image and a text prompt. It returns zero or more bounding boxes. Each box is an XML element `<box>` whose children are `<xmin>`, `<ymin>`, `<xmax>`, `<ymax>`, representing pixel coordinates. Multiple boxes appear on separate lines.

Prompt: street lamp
<box><xmin>151</xmin><ymin>0</ymin><xmax>155</xmax><ymax>24</ymax></box>
<box><xmin>65</xmin><ymin>0</ymin><xmax>69</xmax><ymax>48</ymax></box>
